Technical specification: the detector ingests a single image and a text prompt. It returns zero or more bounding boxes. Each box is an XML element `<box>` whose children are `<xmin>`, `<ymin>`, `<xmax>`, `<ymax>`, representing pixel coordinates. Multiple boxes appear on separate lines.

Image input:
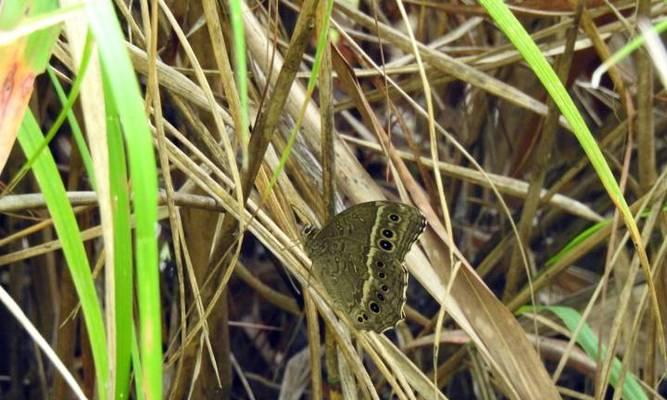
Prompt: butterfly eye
<box><xmin>378</xmin><ymin>272</ymin><xmax>386</xmax><ymax>279</ymax></box>
<box><xmin>303</xmin><ymin>225</ymin><xmax>317</xmax><ymax>238</ymax></box>
<box><xmin>357</xmin><ymin>316</ymin><xmax>364</xmax><ymax>323</ymax></box>
<box><xmin>389</xmin><ymin>214</ymin><xmax>400</xmax><ymax>222</ymax></box>
<box><xmin>369</xmin><ymin>302</ymin><xmax>380</xmax><ymax>313</ymax></box>
<box><xmin>363</xmin><ymin>313</ymin><xmax>368</xmax><ymax>320</ymax></box>
<box><xmin>377</xmin><ymin>292</ymin><xmax>385</xmax><ymax>301</ymax></box>
<box><xmin>379</xmin><ymin>240</ymin><xmax>393</xmax><ymax>251</ymax></box>
<box><xmin>376</xmin><ymin>261</ymin><xmax>384</xmax><ymax>268</ymax></box>
<box><xmin>381</xmin><ymin>284</ymin><xmax>389</xmax><ymax>292</ymax></box>
<box><xmin>382</xmin><ymin>229</ymin><xmax>394</xmax><ymax>238</ymax></box>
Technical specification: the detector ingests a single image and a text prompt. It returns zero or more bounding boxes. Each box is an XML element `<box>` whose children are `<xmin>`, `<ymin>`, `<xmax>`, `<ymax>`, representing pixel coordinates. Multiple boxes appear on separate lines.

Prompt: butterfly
<box><xmin>303</xmin><ymin>201</ymin><xmax>426</xmax><ymax>332</ymax></box>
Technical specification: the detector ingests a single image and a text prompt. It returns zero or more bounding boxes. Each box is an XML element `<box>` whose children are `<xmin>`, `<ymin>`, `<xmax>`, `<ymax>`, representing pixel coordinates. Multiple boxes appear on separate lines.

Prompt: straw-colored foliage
<box><xmin>0</xmin><ymin>0</ymin><xmax>666</xmax><ymax>399</ymax></box>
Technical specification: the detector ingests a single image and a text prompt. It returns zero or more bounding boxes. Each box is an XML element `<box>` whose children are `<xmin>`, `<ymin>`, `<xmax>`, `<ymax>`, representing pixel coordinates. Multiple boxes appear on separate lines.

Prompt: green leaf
<box><xmin>19</xmin><ymin>111</ymin><xmax>109</xmax><ymax>400</ymax></box>
<box><xmin>521</xmin><ymin>306</ymin><xmax>647</xmax><ymax>400</ymax></box>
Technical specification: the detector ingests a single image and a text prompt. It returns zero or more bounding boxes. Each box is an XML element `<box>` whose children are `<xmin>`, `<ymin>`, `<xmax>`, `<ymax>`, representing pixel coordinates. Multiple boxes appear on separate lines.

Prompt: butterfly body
<box><xmin>304</xmin><ymin>201</ymin><xmax>426</xmax><ymax>332</ymax></box>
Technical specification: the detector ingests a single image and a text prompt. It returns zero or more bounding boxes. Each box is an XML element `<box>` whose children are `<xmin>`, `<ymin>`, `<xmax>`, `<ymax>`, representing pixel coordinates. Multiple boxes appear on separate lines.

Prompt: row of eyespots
<box><xmin>374</xmin><ymin>261</ymin><xmax>389</xmax><ymax>292</ymax></box>
<box><xmin>369</xmin><ymin>261</ymin><xmax>391</xmax><ymax>315</ymax></box>
<box><xmin>356</xmin><ymin>263</ymin><xmax>392</xmax><ymax>323</ymax></box>
<box><xmin>359</xmin><ymin>213</ymin><xmax>403</xmax><ymax>323</ymax></box>
<box><xmin>357</xmin><ymin>274</ymin><xmax>384</xmax><ymax>322</ymax></box>
<box><xmin>356</xmin><ymin>300</ymin><xmax>383</xmax><ymax>324</ymax></box>
<box><xmin>378</xmin><ymin>213</ymin><xmax>400</xmax><ymax>251</ymax></box>
<box><xmin>358</xmin><ymin>212</ymin><xmax>421</xmax><ymax>324</ymax></box>
<box><xmin>357</xmin><ymin>294</ymin><xmax>385</xmax><ymax>323</ymax></box>
<box><xmin>354</xmin><ymin>302</ymin><xmax>385</xmax><ymax>322</ymax></box>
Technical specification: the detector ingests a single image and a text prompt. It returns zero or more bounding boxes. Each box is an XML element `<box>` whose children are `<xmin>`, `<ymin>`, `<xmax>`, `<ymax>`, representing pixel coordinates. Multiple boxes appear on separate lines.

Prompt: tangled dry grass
<box><xmin>1</xmin><ymin>0</ymin><xmax>666</xmax><ymax>399</ymax></box>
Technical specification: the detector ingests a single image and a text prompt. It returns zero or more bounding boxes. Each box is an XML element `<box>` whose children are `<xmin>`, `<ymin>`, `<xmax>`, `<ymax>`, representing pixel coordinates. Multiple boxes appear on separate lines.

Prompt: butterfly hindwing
<box><xmin>305</xmin><ymin>201</ymin><xmax>426</xmax><ymax>332</ymax></box>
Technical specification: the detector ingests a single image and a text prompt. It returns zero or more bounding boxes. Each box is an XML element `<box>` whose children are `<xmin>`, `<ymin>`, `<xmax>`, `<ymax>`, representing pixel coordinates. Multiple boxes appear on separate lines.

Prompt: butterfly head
<box><xmin>302</xmin><ymin>224</ymin><xmax>319</xmax><ymax>241</ymax></box>
<box><xmin>301</xmin><ymin>224</ymin><xmax>322</xmax><ymax>256</ymax></box>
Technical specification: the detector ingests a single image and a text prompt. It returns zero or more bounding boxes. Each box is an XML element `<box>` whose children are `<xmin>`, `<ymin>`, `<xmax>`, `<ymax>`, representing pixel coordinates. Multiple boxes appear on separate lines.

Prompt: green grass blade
<box><xmin>5</xmin><ymin>53</ymin><xmax>88</xmax><ymax>193</ymax></box>
<box><xmin>267</xmin><ymin>0</ymin><xmax>335</xmax><ymax>193</ymax></box>
<box><xmin>592</xmin><ymin>18</ymin><xmax>667</xmax><ymax>87</ymax></box>
<box><xmin>526</xmin><ymin>306</ymin><xmax>647</xmax><ymax>400</ymax></box>
<box><xmin>47</xmin><ymin>64</ymin><xmax>96</xmax><ymax>191</ymax></box>
<box><xmin>103</xmin><ymin>72</ymin><xmax>133</xmax><ymax>400</ymax></box>
<box><xmin>131</xmin><ymin>325</ymin><xmax>144</xmax><ymax>400</ymax></box>
<box><xmin>18</xmin><ymin>111</ymin><xmax>109</xmax><ymax>400</ymax></box>
<box><xmin>479</xmin><ymin>0</ymin><xmax>664</xmax><ymax>357</ymax></box>
<box><xmin>477</xmin><ymin>2</ymin><xmax>629</xmax><ymax>212</ymax></box>
<box><xmin>85</xmin><ymin>1</ymin><xmax>161</xmax><ymax>398</ymax></box>
<box><xmin>229</xmin><ymin>0</ymin><xmax>249</xmax><ymax>167</ymax></box>
<box><xmin>545</xmin><ymin>220</ymin><xmax>610</xmax><ymax>268</ymax></box>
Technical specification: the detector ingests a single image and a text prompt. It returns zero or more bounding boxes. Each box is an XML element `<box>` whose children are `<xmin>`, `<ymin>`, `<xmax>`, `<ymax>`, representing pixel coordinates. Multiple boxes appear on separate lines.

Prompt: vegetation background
<box><xmin>0</xmin><ymin>0</ymin><xmax>665</xmax><ymax>399</ymax></box>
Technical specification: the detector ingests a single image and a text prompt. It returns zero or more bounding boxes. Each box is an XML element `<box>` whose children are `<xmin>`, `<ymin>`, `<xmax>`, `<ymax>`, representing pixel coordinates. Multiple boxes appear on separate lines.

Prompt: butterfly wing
<box><xmin>306</xmin><ymin>201</ymin><xmax>425</xmax><ymax>256</ymax></box>
<box><xmin>311</xmin><ymin>249</ymin><xmax>409</xmax><ymax>331</ymax></box>
<box><xmin>306</xmin><ymin>201</ymin><xmax>426</xmax><ymax>332</ymax></box>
